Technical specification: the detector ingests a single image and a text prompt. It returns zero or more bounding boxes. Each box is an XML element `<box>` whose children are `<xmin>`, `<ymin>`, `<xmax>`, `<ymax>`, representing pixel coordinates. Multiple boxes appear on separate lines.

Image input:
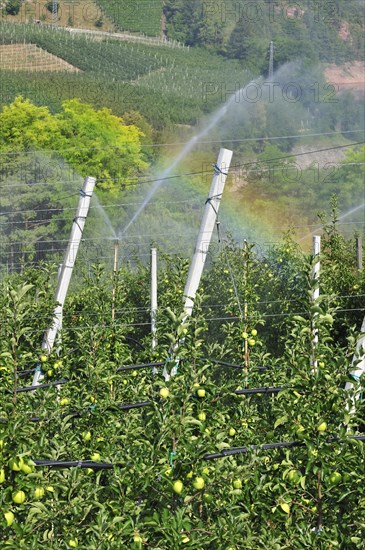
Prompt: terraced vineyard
<box><xmin>95</xmin><ymin>0</ymin><xmax>163</xmax><ymax>36</ymax></box>
<box><xmin>0</xmin><ymin>43</ymin><xmax>80</xmax><ymax>72</ymax></box>
<box><xmin>0</xmin><ymin>22</ymin><xmax>247</xmax><ymax>125</ymax></box>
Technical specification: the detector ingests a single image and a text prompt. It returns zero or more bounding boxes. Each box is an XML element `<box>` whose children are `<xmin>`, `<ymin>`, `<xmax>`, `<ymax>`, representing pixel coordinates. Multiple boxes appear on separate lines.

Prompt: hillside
<box><xmin>0</xmin><ymin>2</ymin><xmax>363</xmax><ymax>258</ymax></box>
<box><xmin>164</xmin><ymin>0</ymin><xmax>365</xmax><ymax>68</ymax></box>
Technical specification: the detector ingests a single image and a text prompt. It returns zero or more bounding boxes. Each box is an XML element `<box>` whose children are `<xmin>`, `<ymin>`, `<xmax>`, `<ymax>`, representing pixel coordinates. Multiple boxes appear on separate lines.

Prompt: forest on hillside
<box><xmin>163</xmin><ymin>0</ymin><xmax>364</xmax><ymax>68</ymax></box>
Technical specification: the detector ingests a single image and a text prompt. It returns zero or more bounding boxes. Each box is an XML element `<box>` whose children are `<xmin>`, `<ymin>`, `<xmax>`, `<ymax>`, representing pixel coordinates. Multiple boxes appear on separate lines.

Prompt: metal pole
<box><xmin>111</xmin><ymin>239</ymin><xmax>119</xmax><ymax>322</ymax></box>
<box><xmin>311</xmin><ymin>235</ymin><xmax>321</xmax><ymax>372</ymax></box>
<box><xmin>356</xmin><ymin>236</ymin><xmax>363</xmax><ymax>271</ymax></box>
<box><xmin>151</xmin><ymin>247</ymin><xmax>158</xmax><ymax>352</ymax></box>
<box><xmin>163</xmin><ymin>148</ymin><xmax>233</xmax><ymax>380</ymax></box>
<box><xmin>269</xmin><ymin>41</ymin><xmax>274</xmax><ymax>80</ymax></box>
<box><xmin>32</xmin><ymin>176</ymin><xmax>96</xmax><ymax>386</ymax></box>
<box><xmin>52</xmin><ymin>0</ymin><xmax>58</xmax><ymax>26</ymax></box>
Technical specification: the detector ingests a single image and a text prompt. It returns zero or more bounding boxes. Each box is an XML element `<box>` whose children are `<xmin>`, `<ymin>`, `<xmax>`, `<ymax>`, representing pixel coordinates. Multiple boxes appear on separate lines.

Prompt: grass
<box><xmin>95</xmin><ymin>0</ymin><xmax>162</xmax><ymax>36</ymax></box>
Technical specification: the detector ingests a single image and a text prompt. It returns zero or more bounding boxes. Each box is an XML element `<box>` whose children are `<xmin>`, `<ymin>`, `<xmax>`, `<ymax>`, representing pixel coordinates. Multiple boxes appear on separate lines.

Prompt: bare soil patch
<box><xmin>324</xmin><ymin>61</ymin><xmax>365</xmax><ymax>97</ymax></box>
<box><xmin>0</xmin><ymin>43</ymin><xmax>80</xmax><ymax>72</ymax></box>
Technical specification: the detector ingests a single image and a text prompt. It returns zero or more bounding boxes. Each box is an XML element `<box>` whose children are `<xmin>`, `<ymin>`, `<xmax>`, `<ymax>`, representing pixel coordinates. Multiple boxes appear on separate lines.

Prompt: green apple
<box><xmin>197</xmin><ymin>389</ymin><xmax>206</xmax><ymax>398</ymax></box>
<box><xmin>0</xmin><ymin>469</ymin><xmax>5</xmax><ymax>483</ymax></box>
<box><xmin>82</xmin><ymin>431</ymin><xmax>91</xmax><ymax>442</ymax></box>
<box><xmin>193</xmin><ymin>477</ymin><xmax>205</xmax><ymax>490</ymax></box>
<box><xmin>59</xmin><ymin>398</ymin><xmax>70</xmax><ymax>406</ymax></box>
<box><xmin>242</xmin><ymin>331</ymin><xmax>248</xmax><ymax>339</ymax></box>
<box><xmin>90</xmin><ymin>452</ymin><xmax>101</xmax><ymax>461</ymax></box>
<box><xmin>251</xmin><ymin>329</ymin><xmax>258</xmax><ymax>337</ymax></box>
<box><xmin>317</xmin><ymin>422</ymin><xmax>327</xmax><ymax>433</ymax></box>
<box><xmin>232</xmin><ymin>479</ymin><xmax>242</xmax><ymax>489</ymax></box>
<box><xmin>329</xmin><ymin>472</ymin><xmax>342</xmax><ymax>486</ymax></box>
<box><xmin>248</xmin><ymin>338</ymin><xmax>256</xmax><ymax>346</ymax></box>
<box><xmin>8</xmin><ymin>457</ymin><xmax>24</xmax><ymax>471</ymax></box>
<box><xmin>296</xmin><ymin>425</ymin><xmax>305</xmax><ymax>439</ymax></box>
<box><xmin>198</xmin><ymin>412</ymin><xmax>206</xmax><ymax>421</ymax></box>
<box><xmin>133</xmin><ymin>535</ymin><xmax>143</xmax><ymax>544</ymax></box>
<box><xmin>12</xmin><ymin>490</ymin><xmax>26</xmax><ymax>504</ymax></box>
<box><xmin>203</xmin><ymin>493</ymin><xmax>213</xmax><ymax>503</ymax></box>
<box><xmin>159</xmin><ymin>387</ymin><xmax>169</xmax><ymax>399</ymax></box>
<box><xmin>173</xmin><ymin>480</ymin><xmax>184</xmax><ymax>494</ymax></box>
<box><xmin>288</xmin><ymin>470</ymin><xmax>301</xmax><ymax>484</ymax></box>
<box><xmin>34</xmin><ymin>487</ymin><xmax>45</xmax><ymax>499</ymax></box>
<box><xmin>4</xmin><ymin>511</ymin><xmax>14</xmax><ymax>527</ymax></box>
<box><xmin>20</xmin><ymin>462</ymin><xmax>33</xmax><ymax>475</ymax></box>
<box><xmin>47</xmin><ymin>369</ymin><xmax>53</xmax><ymax>377</ymax></box>
<box><xmin>186</xmin><ymin>471</ymin><xmax>193</xmax><ymax>479</ymax></box>
<box><xmin>228</xmin><ymin>428</ymin><xmax>236</xmax><ymax>436</ymax></box>
<box><xmin>319</xmin><ymin>361</ymin><xmax>325</xmax><ymax>368</ymax></box>
<box><xmin>40</xmin><ymin>355</ymin><xmax>48</xmax><ymax>363</ymax></box>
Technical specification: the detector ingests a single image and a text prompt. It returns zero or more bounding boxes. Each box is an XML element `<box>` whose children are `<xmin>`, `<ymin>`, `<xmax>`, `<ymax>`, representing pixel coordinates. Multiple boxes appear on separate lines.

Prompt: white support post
<box><xmin>32</xmin><ymin>176</ymin><xmax>96</xmax><ymax>386</ymax></box>
<box><xmin>56</xmin><ymin>262</ymin><xmax>63</xmax><ymax>352</ymax></box>
<box><xmin>163</xmin><ymin>148</ymin><xmax>233</xmax><ymax>380</ymax></box>
<box><xmin>151</xmin><ymin>247</ymin><xmax>158</xmax><ymax>353</ymax></box>
<box><xmin>311</xmin><ymin>235</ymin><xmax>321</xmax><ymax>372</ymax></box>
<box><xmin>345</xmin><ymin>317</ymin><xmax>365</xmax><ymax>413</ymax></box>
<box><xmin>111</xmin><ymin>239</ymin><xmax>119</xmax><ymax>322</ymax></box>
<box><xmin>183</xmin><ymin>148</ymin><xmax>233</xmax><ymax>316</ymax></box>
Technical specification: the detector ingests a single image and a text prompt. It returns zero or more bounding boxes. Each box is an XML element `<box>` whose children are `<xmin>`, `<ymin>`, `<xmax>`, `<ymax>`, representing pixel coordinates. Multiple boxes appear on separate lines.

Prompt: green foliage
<box><xmin>165</xmin><ymin>0</ymin><xmax>364</xmax><ymax>68</ymax></box>
<box><xmin>95</xmin><ymin>0</ymin><xmax>162</xmax><ymax>36</ymax></box>
<box><xmin>4</xmin><ymin>0</ymin><xmax>22</xmax><ymax>16</ymax></box>
<box><xmin>1</xmin><ymin>236</ymin><xmax>364</xmax><ymax>547</ymax></box>
<box><xmin>0</xmin><ymin>21</ymin><xmax>247</xmax><ymax>128</ymax></box>
<box><xmin>0</xmin><ymin>96</ymin><xmax>148</xmax><ymax>188</ymax></box>
<box><xmin>45</xmin><ymin>1</ymin><xmax>59</xmax><ymax>14</ymax></box>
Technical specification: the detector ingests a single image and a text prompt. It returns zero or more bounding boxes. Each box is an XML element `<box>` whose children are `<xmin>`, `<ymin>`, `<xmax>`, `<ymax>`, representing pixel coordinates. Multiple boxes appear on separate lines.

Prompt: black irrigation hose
<box><xmin>116</xmin><ymin>362</ymin><xmax>164</xmax><ymax>372</ymax></box>
<box><xmin>18</xmin><ymin>369</ymin><xmax>36</xmax><ymax>378</ymax></box>
<box><xmin>235</xmin><ymin>387</ymin><xmax>283</xmax><ymax>395</ymax></box>
<box><xmin>203</xmin><ymin>436</ymin><xmax>365</xmax><ymax>460</ymax></box>
<box><xmin>30</xmin><ymin>436</ymin><xmax>365</xmax><ymax>469</ymax></box>
<box><xmin>124</xmin><ymin>336</ymin><xmax>144</xmax><ymax>350</ymax></box>
<box><xmin>33</xmin><ymin>460</ymin><xmax>115</xmax><ymax>470</ymax></box>
<box><xmin>119</xmin><ymin>401</ymin><xmax>151</xmax><ymax>410</ymax></box>
<box><xmin>15</xmin><ymin>379</ymin><xmax>68</xmax><ymax>393</ymax></box>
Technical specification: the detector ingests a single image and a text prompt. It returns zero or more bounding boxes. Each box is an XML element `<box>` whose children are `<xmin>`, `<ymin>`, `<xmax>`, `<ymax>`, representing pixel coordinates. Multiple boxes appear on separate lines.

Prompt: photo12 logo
<box><xmin>202</xmin><ymin>81</ymin><xmax>339</xmax><ymax>104</ymax></box>
<box><xmin>201</xmin><ymin>1</ymin><xmax>341</xmax><ymax>24</ymax></box>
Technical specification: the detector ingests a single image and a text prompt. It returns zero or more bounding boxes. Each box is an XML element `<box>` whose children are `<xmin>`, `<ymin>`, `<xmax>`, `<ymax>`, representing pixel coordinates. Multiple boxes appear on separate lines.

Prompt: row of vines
<box><xmin>1</xmin><ymin>217</ymin><xmax>365</xmax><ymax>548</ymax></box>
